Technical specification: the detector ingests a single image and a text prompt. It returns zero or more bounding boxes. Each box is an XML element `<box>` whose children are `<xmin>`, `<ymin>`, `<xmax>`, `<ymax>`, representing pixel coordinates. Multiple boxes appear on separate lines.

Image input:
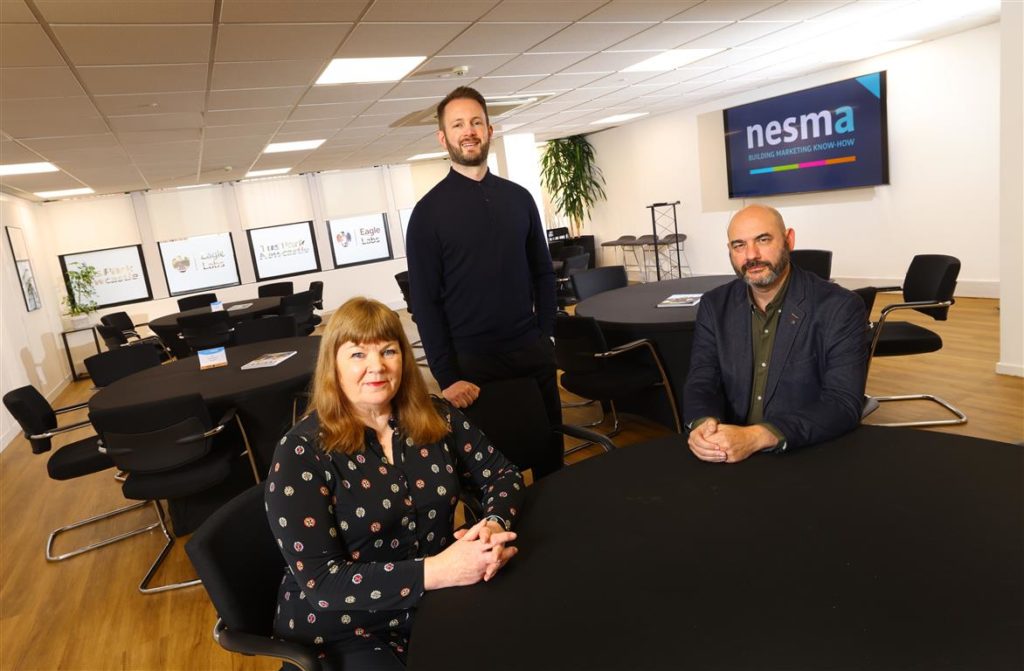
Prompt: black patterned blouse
<box><xmin>264</xmin><ymin>401</ymin><xmax>524</xmax><ymax>664</ymax></box>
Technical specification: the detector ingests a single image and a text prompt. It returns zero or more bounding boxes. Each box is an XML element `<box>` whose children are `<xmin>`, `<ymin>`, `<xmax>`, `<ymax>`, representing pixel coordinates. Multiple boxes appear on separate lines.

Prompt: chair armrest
<box><xmin>175</xmin><ymin>408</ymin><xmax>237</xmax><ymax>444</ymax></box>
<box><xmin>28</xmin><ymin>419</ymin><xmax>93</xmax><ymax>440</ymax></box>
<box><xmin>596</xmin><ymin>338</ymin><xmax>654</xmax><ymax>358</ymax></box>
<box><xmin>54</xmin><ymin>401</ymin><xmax>90</xmax><ymax>415</ymax></box>
<box><xmin>874</xmin><ymin>285</ymin><xmax>902</xmax><ymax>293</ymax></box>
<box><xmin>557</xmin><ymin>423</ymin><xmax>617</xmax><ymax>453</ymax></box>
<box><xmin>878</xmin><ymin>299</ymin><xmax>952</xmax><ymax>321</ymax></box>
<box><xmin>214</xmin><ymin>619</ymin><xmax>322</xmax><ymax>671</ymax></box>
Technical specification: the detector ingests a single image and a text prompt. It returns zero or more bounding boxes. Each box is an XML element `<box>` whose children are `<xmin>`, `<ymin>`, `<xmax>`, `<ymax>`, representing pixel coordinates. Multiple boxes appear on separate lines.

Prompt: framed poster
<box><xmin>246</xmin><ymin>220</ymin><xmax>321</xmax><ymax>281</ymax></box>
<box><xmin>6</xmin><ymin>227</ymin><xmax>41</xmax><ymax>312</ymax></box>
<box><xmin>158</xmin><ymin>232</ymin><xmax>241</xmax><ymax>296</ymax></box>
<box><xmin>58</xmin><ymin>244</ymin><xmax>152</xmax><ymax>309</ymax></box>
<box><xmin>327</xmin><ymin>213</ymin><xmax>393</xmax><ymax>269</ymax></box>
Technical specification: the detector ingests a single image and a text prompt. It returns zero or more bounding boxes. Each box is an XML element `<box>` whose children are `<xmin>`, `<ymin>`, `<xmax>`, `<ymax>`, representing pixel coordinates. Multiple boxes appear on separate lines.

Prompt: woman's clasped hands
<box><xmin>424</xmin><ymin>519</ymin><xmax>517</xmax><ymax>589</ymax></box>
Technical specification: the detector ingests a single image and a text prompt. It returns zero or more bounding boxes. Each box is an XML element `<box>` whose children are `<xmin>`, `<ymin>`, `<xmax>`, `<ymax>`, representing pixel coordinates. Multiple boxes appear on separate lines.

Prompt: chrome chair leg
<box><xmin>564</xmin><ymin>402</ymin><xmax>622</xmax><ymax>456</ymax></box>
<box><xmin>864</xmin><ymin>393</ymin><xmax>967</xmax><ymax>428</ymax></box>
<box><xmin>138</xmin><ymin>500</ymin><xmax>202</xmax><ymax>594</ymax></box>
<box><xmin>46</xmin><ymin>499</ymin><xmax>160</xmax><ymax>562</ymax></box>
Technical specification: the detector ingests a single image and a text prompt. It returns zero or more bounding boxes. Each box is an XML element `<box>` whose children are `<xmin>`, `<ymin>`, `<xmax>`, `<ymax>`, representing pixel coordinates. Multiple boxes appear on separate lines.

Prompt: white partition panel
<box><xmin>44</xmin><ymin>194</ymin><xmax>139</xmax><ymax>254</ymax></box>
<box><xmin>145</xmin><ymin>186</ymin><xmax>232</xmax><ymax>240</ymax></box>
<box><xmin>234</xmin><ymin>175</ymin><xmax>315</xmax><ymax>229</ymax></box>
<box><xmin>319</xmin><ymin>168</ymin><xmax>388</xmax><ymax>218</ymax></box>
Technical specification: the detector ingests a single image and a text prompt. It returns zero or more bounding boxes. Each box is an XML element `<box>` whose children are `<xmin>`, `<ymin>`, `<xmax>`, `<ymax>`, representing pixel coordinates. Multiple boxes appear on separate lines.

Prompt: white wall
<box><xmin>587</xmin><ymin>23</ymin><xmax>1002</xmax><ymax>298</ymax></box>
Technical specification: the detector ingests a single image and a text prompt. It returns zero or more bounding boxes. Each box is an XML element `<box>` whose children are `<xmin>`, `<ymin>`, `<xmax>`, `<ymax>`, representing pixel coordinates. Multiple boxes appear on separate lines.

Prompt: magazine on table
<box><xmin>656</xmin><ymin>293</ymin><xmax>702</xmax><ymax>308</ymax></box>
<box><xmin>240</xmin><ymin>351</ymin><xmax>297</xmax><ymax>370</ymax></box>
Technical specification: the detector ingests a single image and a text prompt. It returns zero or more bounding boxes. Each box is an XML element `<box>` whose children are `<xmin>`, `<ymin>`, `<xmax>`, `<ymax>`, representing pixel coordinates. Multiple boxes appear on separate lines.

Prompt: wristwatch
<box><xmin>484</xmin><ymin>514</ymin><xmax>510</xmax><ymax>531</ymax></box>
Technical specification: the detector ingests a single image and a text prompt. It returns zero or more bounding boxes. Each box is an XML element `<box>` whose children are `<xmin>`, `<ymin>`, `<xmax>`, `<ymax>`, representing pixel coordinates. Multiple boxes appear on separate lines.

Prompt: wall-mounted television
<box><xmin>59</xmin><ymin>244</ymin><xmax>153</xmax><ymax>309</ymax></box>
<box><xmin>723</xmin><ymin>71</ymin><xmax>889</xmax><ymax>198</ymax></box>
<box><xmin>158</xmin><ymin>232</ymin><xmax>241</xmax><ymax>296</ymax></box>
<box><xmin>246</xmin><ymin>220</ymin><xmax>321</xmax><ymax>281</ymax></box>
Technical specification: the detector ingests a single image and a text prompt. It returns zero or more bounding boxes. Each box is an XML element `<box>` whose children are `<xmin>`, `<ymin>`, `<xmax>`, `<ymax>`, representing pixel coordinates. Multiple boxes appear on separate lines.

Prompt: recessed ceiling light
<box><xmin>591</xmin><ymin>112</ymin><xmax>649</xmax><ymax>125</ymax></box>
<box><xmin>34</xmin><ymin>187</ymin><xmax>94</xmax><ymax>199</ymax></box>
<box><xmin>316</xmin><ymin>57</ymin><xmax>427</xmax><ymax>85</ymax></box>
<box><xmin>0</xmin><ymin>161</ymin><xmax>59</xmax><ymax>176</ymax></box>
<box><xmin>406</xmin><ymin>152</ymin><xmax>449</xmax><ymax>161</ymax></box>
<box><xmin>175</xmin><ymin>183</ymin><xmax>213</xmax><ymax>190</ymax></box>
<box><xmin>263</xmin><ymin>139</ymin><xmax>326</xmax><ymax>154</ymax></box>
<box><xmin>245</xmin><ymin>168</ymin><xmax>292</xmax><ymax>178</ymax></box>
<box><xmin>623</xmin><ymin>49</ymin><xmax>724</xmax><ymax>72</ymax></box>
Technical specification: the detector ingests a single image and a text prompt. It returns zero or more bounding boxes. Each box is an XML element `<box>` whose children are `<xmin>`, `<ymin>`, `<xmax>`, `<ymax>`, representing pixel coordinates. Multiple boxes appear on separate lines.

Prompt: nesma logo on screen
<box><xmin>745</xmin><ymin>106</ymin><xmax>855</xmax><ymax>150</ymax></box>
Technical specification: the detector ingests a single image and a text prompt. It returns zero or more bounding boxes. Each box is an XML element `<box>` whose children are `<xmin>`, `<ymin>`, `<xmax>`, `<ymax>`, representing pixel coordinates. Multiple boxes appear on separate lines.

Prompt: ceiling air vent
<box><xmin>389</xmin><ymin>93</ymin><xmax>552</xmax><ymax>128</ymax></box>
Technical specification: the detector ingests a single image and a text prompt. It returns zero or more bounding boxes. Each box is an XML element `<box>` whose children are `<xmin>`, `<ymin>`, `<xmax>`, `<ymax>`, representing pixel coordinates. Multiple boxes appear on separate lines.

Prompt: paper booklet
<box><xmin>241</xmin><ymin>351</ymin><xmax>297</xmax><ymax>370</ymax></box>
<box><xmin>227</xmin><ymin>302</ymin><xmax>253</xmax><ymax>311</ymax></box>
<box><xmin>656</xmin><ymin>293</ymin><xmax>702</xmax><ymax>308</ymax></box>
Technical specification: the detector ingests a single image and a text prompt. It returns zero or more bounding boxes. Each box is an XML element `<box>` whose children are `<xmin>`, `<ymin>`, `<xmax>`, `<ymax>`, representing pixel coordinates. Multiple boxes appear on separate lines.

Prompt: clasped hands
<box><xmin>424</xmin><ymin>519</ymin><xmax>517</xmax><ymax>589</ymax></box>
<box><xmin>687</xmin><ymin>418</ymin><xmax>777</xmax><ymax>464</ymax></box>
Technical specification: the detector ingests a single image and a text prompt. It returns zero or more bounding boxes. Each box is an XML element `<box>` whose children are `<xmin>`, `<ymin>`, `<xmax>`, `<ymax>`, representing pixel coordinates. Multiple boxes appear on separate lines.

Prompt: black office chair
<box><xmin>186</xmin><ymin>486</ymin><xmax>324</xmax><ymax>671</ymax></box>
<box><xmin>552</xmin><ymin>244</ymin><xmax>584</xmax><ymax>262</ymax></box>
<box><xmin>177</xmin><ymin>292</ymin><xmax>218</xmax><ymax>311</ymax></box>
<box><xmin>96</xmin><ymin>320</ymin><xmax>172</xmax><ymax>361</ymax></box>
<box><xmin>232</xmin><ymin>316</ymin><xmax>297</xmax><ymax>346</ymax></box>
<box><xmin>150</xmin><ymin>321</ymin><xmax>193</xmax><ymax>359</ymax></box>
<box><xmin>462</xmin><ymin>377</ymin><xmax>616</xmax><ymax>475</ymax></box>
<box><xmin>278</xmin><ymin>291</ymin><xmax>316</xmax><ymax>336</ymax></box>
<box><xmin>556</xmin><ymin>253</ymin><xmax>590</xmax><ymax>308</ymax></box>
<box><xmin>554</xmin><ymin>313</ymin><xmax>682</xmax><ymax>444</ymax></box>
<box><xmin>84</xmin><ymin>345</ymin><xmax>162</xmax><ymax>388</ymax></box>
<box><xmin>570</xmin><ymin>265</ymin><xmax>628</xmax><ymax>302</ymax></box>
<box><xmin>308</xmin><ymin>280</ymin><xmax>324</xmax><ymax>326</ymax></box>
<box><xmin>861</xmin><ymin>254</ymin><xmax>967</xmax><ymax>427</ymax></box>
<box><xmin>89</xmin><ymin>394</ymin><xmax>259</xmax><ymax>593</ymax></box>
<box><xmin>2</xmin><ymin>385</ymin><xmax>159</xmax><ymax>562</ymax></box>
<box><xmin>178</xmin><ymin>310</ymin><xmax>233</xmax><ymax>353</ymax></box>
<box><xmin>258</xmin><ymin>281</ymin><xmax>294</xmax><ymax>298</ymax></box>
<box><xmin>100</xmin><ymin>311</ymin><xmax>170</xmax><ymax>355</ymax></box>
<box><xmin>790</xmin><ymin>249</ymin><xmax>833</xmax><ymax>281</ymax></box>
<box><xmin>395</xmin><ymin>271</ymin><xmax>428</xmax><ymax>366</ymax></box>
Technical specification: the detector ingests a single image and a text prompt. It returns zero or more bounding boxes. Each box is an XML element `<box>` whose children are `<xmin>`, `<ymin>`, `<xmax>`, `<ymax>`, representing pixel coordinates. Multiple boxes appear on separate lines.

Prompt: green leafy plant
<box><xmin>61</xmin><ymin>262</ymin><xmax>99</xmax><ymax>316</ymax></box>
<box><xmin>540</xmin><ymin>135</ymin><xmax>607</xmax><ymax>238</ymax></box>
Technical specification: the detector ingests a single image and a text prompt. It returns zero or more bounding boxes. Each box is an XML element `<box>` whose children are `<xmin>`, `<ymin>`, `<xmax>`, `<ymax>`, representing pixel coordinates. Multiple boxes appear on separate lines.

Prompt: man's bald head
<box><xmin>727</xmin><ymin>204</ymin><xmax>786</xmax><ymax>240</ymax></box>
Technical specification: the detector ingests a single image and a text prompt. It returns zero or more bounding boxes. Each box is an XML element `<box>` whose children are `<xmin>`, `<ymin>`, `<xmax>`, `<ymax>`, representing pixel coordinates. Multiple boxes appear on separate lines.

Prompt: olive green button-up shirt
<box><xmin>746</xmin><ymin>275</ymin><xmax>791</xmax><ymax>447</ymax></box>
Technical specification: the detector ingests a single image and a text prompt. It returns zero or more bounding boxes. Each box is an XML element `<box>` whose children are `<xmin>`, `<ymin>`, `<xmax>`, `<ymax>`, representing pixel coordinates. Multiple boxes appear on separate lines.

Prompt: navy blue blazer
<box><xmin>682</xmin><ymin>265</ymin><xmax>868</xmax><ymax>449</ymax></box>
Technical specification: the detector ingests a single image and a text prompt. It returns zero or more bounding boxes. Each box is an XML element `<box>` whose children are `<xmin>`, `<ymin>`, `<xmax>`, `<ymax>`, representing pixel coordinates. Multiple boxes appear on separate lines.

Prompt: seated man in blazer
<box><xmin>683</xmin><ymin>204</ymin><xmax>867</xmax><ymax>463</ymax></box>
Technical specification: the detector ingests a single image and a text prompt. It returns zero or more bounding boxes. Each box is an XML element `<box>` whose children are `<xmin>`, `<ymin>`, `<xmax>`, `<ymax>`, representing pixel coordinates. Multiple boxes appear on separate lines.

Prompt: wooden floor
<box><xmin>1</xmin><ymin>296</ymin><xmax>1020</xmax><ymax>670</ymax></box>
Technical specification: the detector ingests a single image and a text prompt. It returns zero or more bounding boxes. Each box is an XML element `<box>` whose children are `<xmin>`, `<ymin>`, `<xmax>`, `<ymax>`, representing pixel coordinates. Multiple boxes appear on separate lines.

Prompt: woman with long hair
<box><xmin>265</xmin><ymin>297</ymin><xmax>523</xmax><ymax>670</ymax></box>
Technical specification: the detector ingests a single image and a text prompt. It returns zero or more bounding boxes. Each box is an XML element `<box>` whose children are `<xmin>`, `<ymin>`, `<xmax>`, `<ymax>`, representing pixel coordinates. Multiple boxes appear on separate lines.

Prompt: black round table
<box><xmin>91</xmin><ymin>335</ymin><xmax>319</xmax><ymax>488</ymax></box>
<box><xmin>573</xmin><ymin>275</ymin><xmax>733</xmax><ymax>427</ymax></box>
<box><xmin>148</xmin><ymin>297</ymin><xmax>282</xmax><ymax>330</ymax></box>
<box><xmin>409</xmin><ymin>425</ymin><xmax>1024</xmax><ymax>671</ymax></box>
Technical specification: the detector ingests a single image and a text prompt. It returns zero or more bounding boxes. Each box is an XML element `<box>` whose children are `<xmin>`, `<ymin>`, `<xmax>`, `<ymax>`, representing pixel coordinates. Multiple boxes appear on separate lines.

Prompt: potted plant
<box><xmin>540</xmin><ymin>134</ymin><xmax>606</xmax><ymax>267</ymax></box>
<box><xmin>61</xmin><ymin>262</ymin><xmax>99</xmax><ymax>328</ymax></box>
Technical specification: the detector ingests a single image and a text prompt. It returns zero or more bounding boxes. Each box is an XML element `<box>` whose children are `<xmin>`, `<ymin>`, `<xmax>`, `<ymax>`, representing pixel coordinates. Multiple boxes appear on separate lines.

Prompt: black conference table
<box><xmin>148</xmin><ymin>297</ymin><xmax>282</xmax><ymax>355</ymax></box>
<box><xmin>89</xmin><ymin>336</ymin><xmax>320</xmax><ymax>532</ymax></box>
<box><xmin>408</xmin><ymin>425</ymin><xmax>1023</xmax><ymax>671</ymax></box>
<box><xmin>574</xmin><ymin>275</ymin><xmax>733</xmax><ymax>428</ymax></box>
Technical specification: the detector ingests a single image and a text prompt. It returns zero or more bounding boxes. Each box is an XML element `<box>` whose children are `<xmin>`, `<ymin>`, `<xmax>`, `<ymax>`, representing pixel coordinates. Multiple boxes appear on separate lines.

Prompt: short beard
<box><xmin>735</xmin><ymin>247</ymin><xmax>790</xmax><ymax>288</ymax></box>
<box><xmin>443</xmin><ymin>135</ymin><xmax>490</xmax><ymax>167</ymax></box>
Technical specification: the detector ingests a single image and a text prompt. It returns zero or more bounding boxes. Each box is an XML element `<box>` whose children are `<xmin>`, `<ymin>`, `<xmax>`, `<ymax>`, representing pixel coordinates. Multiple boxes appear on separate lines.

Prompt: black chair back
<box><xmin>278</xmin><ymin>291</ymin><xmax>316</xmax><ymax>335</ymax></box>
<box><xmin>2</xmin><ymin>385</ymin><xmax>58</xmax><ymax>454</ymax></box>
<box><xmin>790</xmin><ymin>249</ymin><xmax>833</xmax><ymax>281</ymax></box>
<box><xmin>90</xmin><ymin>394</ymin><xmax>215</xmax><ymax>474</ymax></box>
<box><xmin>553</xmin><ymin>314</ymin><xmax>609</xmax><ymax>376</ymax></box>
<box><xmin>96</xmin><ymin>322</ymin><xmax>129</xmax><ymax>350</ymax></box>
<box><xmin>395</xmin><ymin>271</ymin><xmax>413</xmax><ymax>310</ymax></box>
<box><xmin>151</xmin><ymin>322</ymin><xmax>193</xmax><ymax>359</ymax></box>
<box><xmin>232</xmin><ymin>316</ymin><xmax>297</xmax><ymax>345</ymax></box>
<box><xmin>101</xmin><ymin>311</ymin><xmax>135</xmax><ymax>333</ymax></box>
<box><xmin>553</xmin><ymin>245</ymin><xmax>584</xmax><ymax>262</ymax></box>
<box><xmin>462</xmin><ymin>378</ymin><xmax>554</xmax><ymax>476</ymax></box>
<box><xmin>258</xmin><ymin>282</ymin><xmax>294</xmax><ymax>298</ymax></box>
<box><xmin>177</xmin><ymin>293</ymin><xmax>218</xmax><ymax>311</ymax></box>
<box><xmin>902</xmin><ymin>254</ymin><xmax>960</xmax><ymax>320</ymax></box>
<box><xmin>570</xmin><ymin>265</ymin><xmax>628</xmax><ymax>302</ymax></box>
<box><xmin>308</xmin><ymin>281</ymin><xmax>324</xmax><ymax>310</ymax></box>
<box><xmin>178</xmin><ymin>311</ymin><xmax>233</xmax><ymax>352</ymax></box>
<box><xmin>84</xmin><ymin>346</ymin><xmax>161</xmax><ymax>387</ymax></box>
<box><xmin>556</xmin><ymin>253</ymin><xmax>591</xmax><ymax>307</ymax></box>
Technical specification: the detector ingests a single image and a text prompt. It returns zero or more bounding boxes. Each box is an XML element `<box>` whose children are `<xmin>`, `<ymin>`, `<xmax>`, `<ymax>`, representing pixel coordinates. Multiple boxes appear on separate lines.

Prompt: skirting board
<box><xmin>833</xmin><ymin>277</ymin><xmax>999</xmax><ymax>299</ymax></box>
<box><xmin>996</xmin><ymin>362</ymin><xmax>1024</xmax><ymax>377</ymax></box>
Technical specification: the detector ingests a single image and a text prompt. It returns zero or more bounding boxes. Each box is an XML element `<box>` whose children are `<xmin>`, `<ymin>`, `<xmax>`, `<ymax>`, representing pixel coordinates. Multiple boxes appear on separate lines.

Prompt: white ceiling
<box><xmin>0</xmin><ymin>0</ymin><xmax>1000</xmax><ymax>201</ymax></box>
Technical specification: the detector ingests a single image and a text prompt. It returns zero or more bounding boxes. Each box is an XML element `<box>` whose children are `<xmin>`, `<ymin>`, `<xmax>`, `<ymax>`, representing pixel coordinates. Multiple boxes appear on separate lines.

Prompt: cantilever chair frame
<box><xmin>16</xmin><ymin>399</ymin><xmax>160</xmax><ymax>562</ymax></box>
<box><xmin>864</xmin><ymin>297</ymin><xmax>967</xmax><ymax>428</ymax></box>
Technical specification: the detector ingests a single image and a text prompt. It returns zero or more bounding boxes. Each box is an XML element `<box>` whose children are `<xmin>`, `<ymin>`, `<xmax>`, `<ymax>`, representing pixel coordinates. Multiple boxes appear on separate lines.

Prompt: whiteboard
<box><xmin>327</xmin><ymin>213</ymin><xmax>393</xmax><ymax>268</ymax></box>
<box><xmin>59</xmin><ymin>245</ymin><xmax>153</xmax><ymax>309</ymax></box>
<box><xmin>158</xmin><ymin>232</ymin><xmax>241</xmax><ymax>296</ymax></box>
<box><xmin>246</xmin><ymin>220</ymin><xmax>321</xmax><ymax>281</ymax></box>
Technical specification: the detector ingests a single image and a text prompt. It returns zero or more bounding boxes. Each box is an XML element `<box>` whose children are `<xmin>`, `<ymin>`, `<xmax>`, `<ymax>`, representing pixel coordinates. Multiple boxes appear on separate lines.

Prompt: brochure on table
<box><xmin>241</xmin><ymin>351</ymin><xmax>298</xmax><ymax>370</ymax></box>
<box><xmin>657</xmin><ymin>293</ymin><xmax>702</xmax><ymax>308</ymax></box>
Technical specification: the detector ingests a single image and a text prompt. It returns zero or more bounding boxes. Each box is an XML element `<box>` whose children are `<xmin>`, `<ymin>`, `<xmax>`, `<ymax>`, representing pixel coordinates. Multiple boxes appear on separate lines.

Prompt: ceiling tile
<box><xmin>0</xmin><ymin>140</ymin><xmax>46</xmax><ymax>164</ymax></box>
<box><xmin>208</xmin><ymin>86</ymin><xmax>307</xmax><ymax>110</ymax></box>
<box><xmin>474</xmin><ymin>74</ymin><xmax>549</xmax><ymax>94</ymax></box>
<box><xmin>1</xmin><ymin>171</ymin><xmax>86</xmax><ymax>192</ymax></box>
<box><xmin>440</xmin><ymin>22</ymin><xmax>570</xmax><ymax>55</ymax></box>
<box><xmin>300</xmin><ymin>82</ymin><xmax>395</xmax><ymax>105</ymax></box>
<box><xmin>481</xmin><ymin>1</ymin><xmax>605</xmax><ymax>21</ymax></box>
<box><xmin>518</xmin><ymin>71</ymin><xmax>609</xmax><ymax>91</ymax></box>
<box><xmin>275</xmin><ymin>118</ymin><xmax>349</xmax><ymax>134</ymax></box>
<box><xmin>748</xmin><ymin>0</ymin><xmax>851</xmax><ymax>22</ymax></box>
<box><xmin>108</xmin><ymin>112</ymin><xmax>204</xmax><ymax>133</ymax></box>
<box><xmin>77</xmin><ymin>64</ymin><xmax>209</xmax><ymax>95</ymax></box>
<box><xmin>532</xmin><ymin>22</ymin><xmax>654</xmax><ymax>52</ymax></box>
<box><xmin>20</xmin><ymin>133</ymin><xmax>121</xmax><ymax>153</ymax></box>
<box><xmin>385</xmin><ymin>77</ymin><xmax>484</xmax><ymax>100</ymax></box>
<box><xmin>203</xmin><ymin>122</ymin><xmax>280</xmax><ymax>139</ymax></box>
<box><xmin>362</xmin><ymin>98</ymin><xmax>437</xmax><ymax>116</ymax></box>
<box><xmin>675</xmin><ymin>1</ymin><xmax>781</xmax><ymax>21</ymax></box>
<box><xmin>0</xmin><ymin>0</ymin><xmax>37</xmax><ymax>22</ymax></box>
<box><xmin>205</xmin><ymin>108</ymin><xmax>291</xmax><ymax>126</ymax></box>
<box><xmin>94</xmin><ymin>91</ymin><xmax>206</xmax><ymax>116</ymax></box>
<box><xmin>3</xmin><ymin>113</ymin><xmax>109</xmax><ymax>139</ymax></box>
<box><xmin>411</xmin><ymin>54</ymin><xmax>515</xmax><ymax>78</ymax></box>
<box><xmin>211</xmin><ymin>60</ymin><xmax>325</xmax><ymax>90</ymax></box>
<box><xmin>583</xmin><ymin>1</ymin><xmax>702</xmax><ymax>22</ymax></box>
<box><xmin>335</xmin><ymin>22</ymin><xmax>470</xmax><ymax>58</ymax></box>
<box><xmin>216</xmin><ymin>23</ymin><xmax>353</xmax><ymax>62</ymax></box>
<box><xmin>610</xmin><ymin>20</ymin><xmax>731</xmax><ymax>50</ymax></box>
<box><xmin>487</xmin><ymin>52</ymin><xmax>588</xmax><ymax>76</ymax></box>
<box><xmin>41</xmin><ymin>145</ymin><xmax>130</xmax><ymax>167</ymax></box>
<box><xmin>220</xmin><ymin>0</ymin><xmax>367</xmax><ymax>22</ymax></box>
<box><xmin>1</xmin><ymin>23</ymin><xmax>65</xmax><ymax>67</ymax></box>
<box><xmin>1</xmin><ymin>66</ymin><xmax>85</xmax><ymax>99</ymax></box>
<box><xmin>560</xmin><ymin>51</ymin><xmax>653</xmax><ymax>73</ymax></box>
<box><xmin>291</xmin><ymin>101</ymin><xmax>371</xmax><ymax>120</ymax></box>
<box><xmin>52</xmin><ymin>25</ymin><xmax>212</xmax><ymax>65</ymax></box>
<box><xmin>363</xmin><ymin>1</ymin><xmax>499</xmax><ymax>21</ymax></box>
<box><xmin>34</xmin><ymin>0</ymin><xmax>215</xmax><ymax>23</ymax></box>
<box><xmin>684</xmin><ymin>20</ymin><xmax>797</xmax><ymax>48</ymax></box>
<box><xmin>117</xmin><ymin>129</ymin><xmax>201</xmax><ymax>145</ymax></box>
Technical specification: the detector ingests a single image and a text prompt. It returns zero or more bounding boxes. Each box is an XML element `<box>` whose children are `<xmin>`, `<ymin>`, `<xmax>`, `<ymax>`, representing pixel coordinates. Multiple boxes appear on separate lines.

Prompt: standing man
<box><xmin>683</xmin><ymin>204</ymin><xmax>867</xmax><ymax>463</ymax></box>
<box><xmin>405</xmin><ymin>86</ymin><xmax>561</xmax><ymax>477</ymax></box>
